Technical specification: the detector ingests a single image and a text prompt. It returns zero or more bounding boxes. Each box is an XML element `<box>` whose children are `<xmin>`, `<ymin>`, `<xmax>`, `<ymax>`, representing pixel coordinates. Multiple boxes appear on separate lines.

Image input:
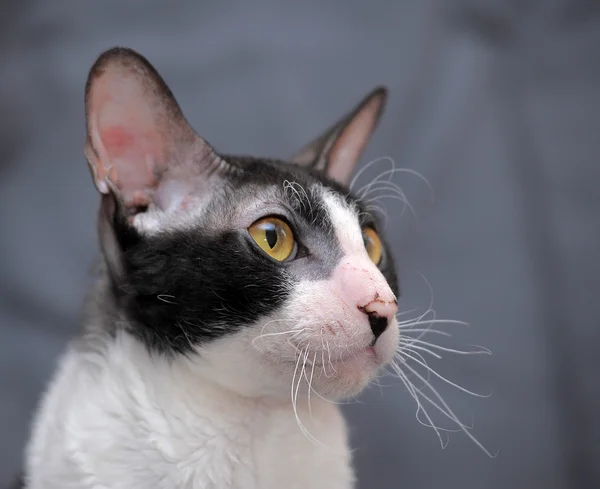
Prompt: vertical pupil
<box><xmin>265</xmin><ymin>225</ymin><xmax>278</xmax><ymax>249</ymax></box>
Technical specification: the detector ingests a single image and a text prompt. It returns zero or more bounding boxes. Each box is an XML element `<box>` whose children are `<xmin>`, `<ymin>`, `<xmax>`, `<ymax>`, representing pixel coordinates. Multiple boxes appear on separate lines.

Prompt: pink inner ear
<box><xmin>328</xmin><ymin>97</ymin><xmax>381</xmax><ymax>186</ymax></box>
<box><xmin>96</xmin><ymin>121</ymin><xmax>164</xmax><ymax>207</ymax></box>
<box><xmin>89</xmin><ymin>77</ymin><xmax>171</xmax><ymax>207</ymax></box>
<box><xmin>101</xmin><ymin>126</ymin><xmax>137</xmax><ymax>157</ymax></box>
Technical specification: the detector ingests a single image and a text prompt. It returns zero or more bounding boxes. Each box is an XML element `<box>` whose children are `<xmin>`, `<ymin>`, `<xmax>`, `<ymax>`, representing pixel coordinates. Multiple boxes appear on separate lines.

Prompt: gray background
<box><xmin>1</xmin><ymin>1</ymin><xmax>599</xmax><ymax>488</ymax></box>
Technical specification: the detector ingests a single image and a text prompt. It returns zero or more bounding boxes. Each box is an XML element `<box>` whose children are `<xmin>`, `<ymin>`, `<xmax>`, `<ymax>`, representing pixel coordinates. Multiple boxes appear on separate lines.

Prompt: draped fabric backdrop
<box><xmin>1</xmin><ymin>1</ymin><xmax>599</xmax><ymax>488</ymax></box>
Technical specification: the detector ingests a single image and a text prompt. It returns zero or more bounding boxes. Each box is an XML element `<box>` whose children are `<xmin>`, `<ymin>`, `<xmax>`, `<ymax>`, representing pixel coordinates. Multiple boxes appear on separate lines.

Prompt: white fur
<box><xmin>25</xmin><ymin>184</ymin><xmax>399</xmax><ymax>489</ymax></box>
<box><xmin>26</xmin><ymin>332</ymin><xmax>353</xmax><ymax>489</ymax></box>
<box><xmin>132</xmin><ymin>197</ymin><xmax>208</xmax><ymax>235</ymax></box>
<box><xmin>321</xmin><ymin>191</ymin><xmax>366</xmax><ymax>256</ymax></box>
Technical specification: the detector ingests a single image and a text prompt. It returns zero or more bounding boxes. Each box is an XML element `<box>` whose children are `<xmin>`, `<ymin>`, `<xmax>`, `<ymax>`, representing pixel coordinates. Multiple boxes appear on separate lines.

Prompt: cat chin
<box><xmin>308</xmin><ymin>352</ymin><xmax>385</xmax><ymax>400</ymax></box>
<box><xmin>310</xmin><ymin>328</ymin><xmax>399</xmax><ymax>400</ymax></box>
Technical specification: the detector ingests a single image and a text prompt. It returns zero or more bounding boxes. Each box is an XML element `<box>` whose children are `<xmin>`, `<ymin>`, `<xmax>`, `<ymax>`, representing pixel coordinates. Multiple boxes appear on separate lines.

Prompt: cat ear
<box><xmin>85</xmin><ymin>47</ymin><xmax>218</xmax><ymax>215</ymax></box>
<box><xmin>290</xmin><ymin>87</ymin><xmax>388</xmax><ymax>186</ymax></box>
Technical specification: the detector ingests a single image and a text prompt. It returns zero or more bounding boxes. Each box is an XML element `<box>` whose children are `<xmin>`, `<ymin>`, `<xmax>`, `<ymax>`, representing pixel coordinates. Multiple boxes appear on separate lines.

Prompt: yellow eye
<box><xmin>248</xmin><ymin>217</ymin><xmax>297</xmax><ymax>262</ymax></box>
<box><xmin>363</xmin><ymin>227</ymin><xmax>383</xmax><ymax>265</ymax></box>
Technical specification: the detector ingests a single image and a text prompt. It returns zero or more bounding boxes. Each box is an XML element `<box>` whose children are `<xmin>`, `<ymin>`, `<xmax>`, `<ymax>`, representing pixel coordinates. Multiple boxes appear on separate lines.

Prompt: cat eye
<box><xmin>362</xmin><ymin>227</ymin><xmax>383</xmax><ymax>265</ymax></box>
<box><xmin>248</xmin><ymin>217</ymin><xmax>298</xmax><ymax>262</ymax></box>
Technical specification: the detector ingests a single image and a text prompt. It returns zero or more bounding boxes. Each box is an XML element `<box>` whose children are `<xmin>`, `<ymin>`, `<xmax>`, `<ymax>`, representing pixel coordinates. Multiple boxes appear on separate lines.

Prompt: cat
<box><xmin>23</xmin><ymin>47</ymin><xmax>401</xmax><ymax>489</ymax></box>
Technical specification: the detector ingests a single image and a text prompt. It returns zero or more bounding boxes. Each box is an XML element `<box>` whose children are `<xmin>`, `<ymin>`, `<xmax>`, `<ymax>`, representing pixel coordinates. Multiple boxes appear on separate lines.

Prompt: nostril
<box><xmin>368</xmin><ymin>314</ymin><xmax>388</xmax><ymax>340</ymax></box>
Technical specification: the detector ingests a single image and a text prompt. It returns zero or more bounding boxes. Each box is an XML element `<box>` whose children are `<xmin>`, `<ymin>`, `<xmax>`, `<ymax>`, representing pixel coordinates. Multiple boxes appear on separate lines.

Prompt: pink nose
<box><xmin>361</xmin><ymin>297</ymin><xmax>398</xmax><ymax>340</ymax></box>
<box><xmin>332</xmin><ymin>258</ymin><xmax>398</xmax><ymax>340</ymax></box>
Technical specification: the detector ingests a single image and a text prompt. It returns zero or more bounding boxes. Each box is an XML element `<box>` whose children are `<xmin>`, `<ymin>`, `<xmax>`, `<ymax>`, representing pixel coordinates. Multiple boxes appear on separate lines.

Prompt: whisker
<box><xmin>394</xmin><ymin>347</ymin><xmax>433</xmax><ymax>385</ymax></box>
<box><xmin>349</xmin><ymin>156</ymin><xmax>396</xmax><ymax>191</ymax></box>
<box><xmin>392</xmin><ymin>360</ymin><xmax>463</xmax><ymax>435</ymax></box>
<box><xmin>396</xmin><ymin>303</ymin><xmax>436</xmax><ymax>328</ymax></box>
<box><xmin>364</xmin><ymin>192</ymin><xmax>416</xmax><ymax>220</ymax></box>
<box><xmin>397</xmin><ymin>360</ymin><xmax>496</xmax><ymax>457</ymax></box>
<box><xmin>398</xmin><ymin>349</ymin><xmax>491</xmax><ymax>399</ymax></box>
<box><xmin>283</xmin><ymin>180</ymin><xmax>313</xmax><ymax>215</ymax></box>
<box><xmin>355</xmin><ymin>161</ymin><xmax>401</xmax><ymax>197</ymax></box>
<box><xmin>395</xmin><ymin>307</ymin><xmax>426</xmax><ymax>318</ymax></box>
<box><xmin>360</xmin><ymin>182</ymin><xmax>408</xmax><ymax>200</ymax></box>
<box><xmin>400</xmin><ymin>337</ymin><xmax>491</xmax><ymax>356</ymax></box>
<box><xmin>399</xmin><ymin>319</ymin><xmax>469</xmax><ymax>346</ymax></box>
<box><xmin>360</xmin><ymin>182</ymin><xmax>410</xmax><ymax>201</ymax></box>
<box><xmin>252</xmin><ymin>328</ymin><xmax>305</xmax><ymax>346</ymax></box>
<box><xmin>409</xmin><ymin>384</ymin><xmax>464</xmax><ymax>436</ymax></box>
<box><xmin>393</xmin><ymin>360</ymin><xmax>473</xmax><ymax>432</ymax></box>
<box><xmin>325</xmin><ymin>338</ymin><xmax>336</xmax><ymax>376</ymax></box>
<box><xmin>291</xmin><ymin>347</ymin><xmax>322</xmax><ymax>446</ymax></box>
<box><xmin>361</xmin><ymin>167</ymin><xmax>433</xmax><ymax>198</ymax></box>
<box><xmin>400</xmin><ymin>343</ymin><xmax>443</xmax><ymax>359</ymax></box>
<box><xmin>396</xmin><ymin>274</ymin><xmax>437</xmax><ymax>333</ymax></box>
<box><xmin>363</xmin><ymin>203</ymin><xmax>389</xmax><ymax>228</ymax></box>
<box><xmin>398</xmin><ymin>328</ymin><xmax>452</xmax><ymax>337</ymax></box>
<box><xmin>306</xmin><ymin>352</ymin><xmax>317</xmax><ymax>418</ymax></box>
<box><xmin>388</xmin><ymin>273</ymin><xmax>494</xmax><ymax>456</ymax></box>
<box><xmin>393</xmin><ymin>365</ymin><xmax>448</xmax><ymax>447</ymax></box>
<box><xmin>258</xmin><ymin>318</ymin><xmax>298</xmax><ymax>336</ymax></box>
<box><xmin>399</xmin><ymin>319</ymin><xmax>470</xmax><ymax>328</ymax></box>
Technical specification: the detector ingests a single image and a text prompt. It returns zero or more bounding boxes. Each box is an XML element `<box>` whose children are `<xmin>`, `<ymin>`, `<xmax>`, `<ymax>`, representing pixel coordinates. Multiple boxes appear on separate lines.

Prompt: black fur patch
<box><xmin>116</xmin><ymin>226</ymin><xmax>292</xmax><ymax>354</ymax></box>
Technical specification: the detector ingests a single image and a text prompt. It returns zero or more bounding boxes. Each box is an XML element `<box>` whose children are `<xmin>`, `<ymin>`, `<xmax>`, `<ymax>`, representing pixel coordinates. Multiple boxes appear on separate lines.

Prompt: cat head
<box><xmin>85</xmin><ymin>47</ymin><xmax>399</xmax><ymax>401</ymax></box>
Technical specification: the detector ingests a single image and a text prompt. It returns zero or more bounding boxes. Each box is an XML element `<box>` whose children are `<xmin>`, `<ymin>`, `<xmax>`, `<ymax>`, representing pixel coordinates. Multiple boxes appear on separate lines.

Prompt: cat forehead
<box><xmin>132</xmin><ymin>156</ymin><xmax>367</xmax><ymax>238</ymax></box>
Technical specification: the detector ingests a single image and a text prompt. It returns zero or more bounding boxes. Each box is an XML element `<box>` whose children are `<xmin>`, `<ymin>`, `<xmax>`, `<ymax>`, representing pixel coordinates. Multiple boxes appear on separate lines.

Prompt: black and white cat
<box><xmin>24</xmin><ymin>47</ymin><xmax>401</xmax><ymax>489</ymax></box>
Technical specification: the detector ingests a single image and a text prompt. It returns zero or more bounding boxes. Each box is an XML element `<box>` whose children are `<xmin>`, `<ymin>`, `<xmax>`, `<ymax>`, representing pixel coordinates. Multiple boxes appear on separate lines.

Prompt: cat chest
<box><xmin>131</xmin><ymin>403</ymin><xmax>353</xmax><ymax>488</ymax></box>
<box><xmin>59</xmin><ymin>389</ymin><xmax>352</xmax><ymax>488</ymax></box>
